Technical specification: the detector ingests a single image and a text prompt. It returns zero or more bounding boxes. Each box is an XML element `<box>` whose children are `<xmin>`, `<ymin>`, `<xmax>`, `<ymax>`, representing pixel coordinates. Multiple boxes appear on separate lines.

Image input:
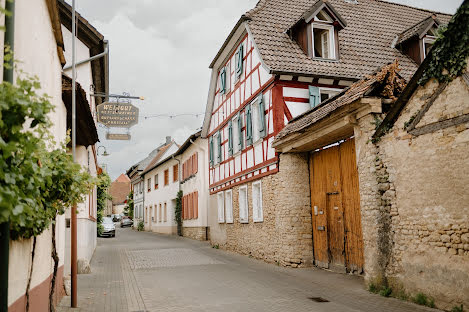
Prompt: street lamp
<box><xmin>97</xmin><ymin>146</ymin><xmax>110</xmax><ymax>157</ymax></box>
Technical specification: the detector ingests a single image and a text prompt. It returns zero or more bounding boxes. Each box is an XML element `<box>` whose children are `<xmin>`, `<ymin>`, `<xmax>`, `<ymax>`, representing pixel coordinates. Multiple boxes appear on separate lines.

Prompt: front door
<box><xmin>310</xmin><ymin>139</ymin><xmax>364</xmax><ymax>272</ymax></box>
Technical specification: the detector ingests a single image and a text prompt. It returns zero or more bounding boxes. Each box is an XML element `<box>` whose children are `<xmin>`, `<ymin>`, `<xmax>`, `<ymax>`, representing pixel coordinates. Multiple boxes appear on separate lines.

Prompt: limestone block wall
<box><xmin>355</xmin><ymin>75</ymin><xmax>469</xmax><ymax>310</ymax></box>
<box><xmin>182</xmin><ymin>227</ymin><xmax>207</xmax><ymax>241</ymax></box>
<box><xmin>209</xmin><ymin>153</ymin><xmax>313</xmax><ymax>267</ymax></box>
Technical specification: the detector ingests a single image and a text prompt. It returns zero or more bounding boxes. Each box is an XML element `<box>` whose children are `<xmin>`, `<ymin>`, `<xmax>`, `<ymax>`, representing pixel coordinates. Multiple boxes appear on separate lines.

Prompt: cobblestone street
<box><xmin>58</xmin><ymin>227</ymin><xmax>441</xmax><ymax>312</ymax></box>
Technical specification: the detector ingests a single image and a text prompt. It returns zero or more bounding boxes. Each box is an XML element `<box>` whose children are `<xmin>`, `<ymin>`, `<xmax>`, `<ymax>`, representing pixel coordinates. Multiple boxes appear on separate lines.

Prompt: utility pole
<box><xmin>1</xmin><ymin>1</ymin><xmax>15</xmax><ymax>310</ymax></box>
<box><xmin>71</xmin><ymin>0</ymin><xmax>78</xmax><ymax>308</ymax></box>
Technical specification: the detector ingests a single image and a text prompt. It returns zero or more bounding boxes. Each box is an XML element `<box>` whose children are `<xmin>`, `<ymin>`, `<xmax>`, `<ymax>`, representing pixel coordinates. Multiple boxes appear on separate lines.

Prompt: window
<box><xmin>147</xmin><ymin>178</ymin><xmax>151</xmax><ymax>192</ymax></box>
<box><xmin>225</xmin><ymin>190</ymin><xmax>233</xmax><ymax>223</ymax></box>
<box><xmin>182</xmin><ymin>192</ymin><xmax>199</xmax><ymax>220</ymax></box>
<box><xmin>153</xmin><ymin>205</ymin><xmax>157</xmax><ymax>222</ymax></box>
<box><xmin>423</xmin><ymin>37</ymin><xmax>436</xmax><ymax>57</ymax></box>
<box><xmin>182</xmin><ymin>153</ymin><xmax>198</xmax><ymax>180</ymax></box>
<box><xmin>213</xmin><ymin>132</ymin><xmax>222</xmax><ymax>165</ymax></box>
<box><xmin>228</xmin><ymin>120</ymin><xmax>233</xmax><ymax>156</ymax></box>
<box><xmin>245</xmin><ymin>105</ymin><xmax>253</xmax><ymax>146</ymax></box>
<box><xmin>173</xmin><ymin>164</ymin><xmax>179</xmax><ymax>182</ymax></box>
<box><xmin>164</xmin><ymin>203</ymin><xmax>167</xmax><ymax>222</ymax></box>
<box><xmin>309</xmin><ymin>86</ymin><xmax>341</xmax><ymax>108</ymax></box>
<box><xmin>232</xmin><ymin>115</ymin><xmax>241</xmax><ymax>154</ymax></box>
<box><xmin>219</xmin><ymin>67</ymin><xmax>227</xmax><ymax>95</ymax></box>
<box><xmin>217</xmin><ymin>191</ymin><xmax>225</xmax><ymax>223</ymax></box>
<box><xmin>251</xmin><ymin>94</ymin><xmax>266</xmax><ymax>142</ymax></box>
<box><xmin>312</xmin><ymin>24</ymin><xmax>335</xmax><ymax>59</ymax></box>
<box><xmin>159</xmin><ymin>204</ymin><xmax>162</xmax><ymax>222</ymax></box>
<box><xmin>209</xmin><ymin>137</ymin><xmax>214</xmax><ymax>166</ymax></box>
<box><xmin>319</xmin><ymin>87</ymin><xmax>341</xmax><ymax>102</ymax></box>
<box><xmin>252</xmin><ymin>181</ymin><xmax>263</xmax><ymax>222</ymax></box>
<box><xmin>154</xmin><ymin>174</ymin><xmax>159</xmax><ymax>189</ymax></box>
<box><xmin>164</xmin><ymin>169</ymin><xmax>169</xmax><ymax>186</ymax></box>
<box><xmin>239</xmin><ymin>186</ymin><xmax>248</xmax><ymax>223</ymax></box>
<box><xmin>235</xmin><ymin>44</ymin><xmax>244</xmax><ymax>80</ymax></box>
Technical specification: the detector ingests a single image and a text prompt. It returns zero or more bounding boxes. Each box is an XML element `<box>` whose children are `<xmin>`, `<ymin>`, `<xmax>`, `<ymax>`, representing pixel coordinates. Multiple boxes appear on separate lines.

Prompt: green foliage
<box><xmin>419</xmin><ymin>2</ymin><xmax>469</xmax><ymax>85</ymax></box>
<box><xmin>368</xmin><ymin>283</ymin><xmax>392</xmax><ymax>298</ymax></box>
<box><xmin>137</xmin><ymin>220</ymin><xmax>144</xmax><ymax>231</ymax></box>
<box><xmin>124</xmin><ymin>190</ymin><xmax>134</xmax><ymax>219</ymax></box>
<box><xmin>379</xmin><ymin>287</ymin><xmax>392</xmax><ymax>298</ymax></box>
<box><xmin>0</xmin><ymin>76</ymin><xmax>93</xmax><ymax>240</ymax></box>
<box><xmin>175</xmin><ymin>190</ymin><xmax>182</xmax><ymax>226</ymax></box>
<box><xmin>368</xmin><ymin>283</ymin><xmax>379</xmax><ymax>294</ymax></box>
<box><xmin>412</xmin><ymin>292</ymin><xmax>435</xmax><ymax>308</ymax></box>
<box><xmin>451</xmin><ymin>304</ymin><xmax>464</xmax><ymax>312</ymax></box>
<box><xmin>212</xmin><ymin>244</ymin><xmax>219</xmax><ymax>249</ymax></box>
<box><xmin>96</xmin><ymin>172</ymin><xmax>111</xmax><ymax>236</ymax></box>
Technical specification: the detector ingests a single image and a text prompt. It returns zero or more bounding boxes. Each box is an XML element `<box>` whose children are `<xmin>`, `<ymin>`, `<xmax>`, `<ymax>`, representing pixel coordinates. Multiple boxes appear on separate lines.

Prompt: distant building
<box><xmin>109</xmin><ymin>174</ymin><xmax>131</xmax><ymax>215</ymax></box>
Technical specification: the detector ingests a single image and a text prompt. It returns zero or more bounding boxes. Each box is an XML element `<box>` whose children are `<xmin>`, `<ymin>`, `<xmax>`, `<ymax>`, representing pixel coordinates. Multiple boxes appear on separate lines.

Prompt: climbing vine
<box><xmin>175</xmin><ymin>190</ymin><xmax>183</xmax><ymax>236</ymax></box>
<box><xmin>419</xmin><ymin>1</ymin><xmax>469</xmax><ymax>85</ymax></box>
<box><xmin>124</xmin><ymin>190</ymin><xmax>134</xmax><ymax>219</ymax></box>
<box><xmin>0</xmin><ymin>76</ymin><xmax>93</xmax><ymax>240</ymax></box>
<box><xmin>96</xmin><ymin>172</ymin><xmax>111</xmax><ymax>236</ymax></box>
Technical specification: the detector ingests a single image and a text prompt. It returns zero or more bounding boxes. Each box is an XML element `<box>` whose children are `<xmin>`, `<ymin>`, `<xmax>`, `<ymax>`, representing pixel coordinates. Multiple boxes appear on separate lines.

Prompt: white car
<box><xmin>100</xmin><ymin>217</ymin><xmax>115</xmax><ymax>237</ymax></box>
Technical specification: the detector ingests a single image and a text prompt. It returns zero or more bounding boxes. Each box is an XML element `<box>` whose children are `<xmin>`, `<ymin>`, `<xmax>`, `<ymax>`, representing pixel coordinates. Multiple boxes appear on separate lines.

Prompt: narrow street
<box><xmin>58</xmin><ymin>227</ymin><xmax>439</xmax><ymax>312</ymax></box>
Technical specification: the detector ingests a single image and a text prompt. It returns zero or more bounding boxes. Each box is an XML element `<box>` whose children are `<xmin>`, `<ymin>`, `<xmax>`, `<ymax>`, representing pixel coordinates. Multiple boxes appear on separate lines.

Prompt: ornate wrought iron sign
<box><xmin>97</xmin><ymin>102</ymin><xmax>139</xmax><ymax>128</ymax></box>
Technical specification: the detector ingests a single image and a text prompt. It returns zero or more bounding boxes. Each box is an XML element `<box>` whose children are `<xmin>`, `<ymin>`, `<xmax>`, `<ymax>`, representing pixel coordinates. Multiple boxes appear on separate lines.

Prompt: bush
<box><xmin>451</xmin><ymin>304</ymin><xmax>464</xmax><ymax>312</ymax></box>
<box><xmin>137</xmin><ymin>221</ymin><xmax>144</xmax><ymax>231</ymax></box>
<box><xmin>412</xmin><ymin>293</ymin><xmax>435</xmax><ymax>308</ymax></box>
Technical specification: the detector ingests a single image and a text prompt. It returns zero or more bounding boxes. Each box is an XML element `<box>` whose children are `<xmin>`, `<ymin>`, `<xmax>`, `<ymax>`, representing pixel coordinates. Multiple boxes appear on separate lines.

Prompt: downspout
<box><xmin>63</xmin><ymin>41</ymin><xmax>109</xmax><ymax>71</ymax></box>
<box><xmin>1</xmin><ymin>0</ymin><xmax>14</xmax><ymax>309</ymax></box>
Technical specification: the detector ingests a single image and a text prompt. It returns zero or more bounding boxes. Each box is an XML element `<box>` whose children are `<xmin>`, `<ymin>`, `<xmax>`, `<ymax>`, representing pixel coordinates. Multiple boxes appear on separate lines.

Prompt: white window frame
<box><xmin>217</xmin><ymin>191</ymin><xmax>225</xmax><ymax>223</ymax></box>
<box><xmin>319</xmin><ymin>87</ymin><xmax>341</xmax><ymax>103</ymax></box>
<box><xmin>252</xmin><ymin>181</ymin><xmax>263</xmax><ymax>223</ymax></box>
<box><xmin>214</xmin><ymin>132</ymin><xmax>221</xmax><ymax>166</ymax></box>
<box><xmin>239</xmin><ymin>186</ymin><xmax>249</xmax><ymax>224</ymax></box>
<box><xmin>423</xmin><ymin>36</ymin><xmax>436</xmax><ymax>58</ymax></box>
<box><xmin>312</xmin><ymin>23</ymin><xmax>336</xmax><ymax>60</ymax></box>
<box><xmin>225</xmin><ymin>189</ymin><xmax>233</xmax><ymax>223</ymax></box>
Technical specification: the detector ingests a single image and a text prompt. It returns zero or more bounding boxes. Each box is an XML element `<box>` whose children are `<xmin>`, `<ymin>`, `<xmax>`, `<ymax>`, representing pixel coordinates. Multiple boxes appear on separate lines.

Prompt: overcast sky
<box><xmin>67</xmin><ymin>0</ymin><xmax>462</xmax><ymax>180</ymax></box>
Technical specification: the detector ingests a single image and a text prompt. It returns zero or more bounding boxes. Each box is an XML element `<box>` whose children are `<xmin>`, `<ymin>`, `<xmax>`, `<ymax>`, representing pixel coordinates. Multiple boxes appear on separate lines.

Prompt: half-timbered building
<box><xmin>202</xmin><ymin>0</ymin><xmax>451</xmax><ymax>268</ymax></box>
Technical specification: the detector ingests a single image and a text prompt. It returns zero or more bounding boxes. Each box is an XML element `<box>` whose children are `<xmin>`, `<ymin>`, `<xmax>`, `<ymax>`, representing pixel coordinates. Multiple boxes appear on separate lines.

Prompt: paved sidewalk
<box><xmin>58</xmin><ymin>227</ymin><xmax>440</xmax><ymax>312</ymax></box>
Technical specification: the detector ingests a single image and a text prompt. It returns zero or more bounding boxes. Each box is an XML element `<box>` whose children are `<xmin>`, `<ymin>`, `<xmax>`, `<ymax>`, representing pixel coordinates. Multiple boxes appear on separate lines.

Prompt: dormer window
<box><xmin>423</xmin><ymin>36</ymin><xmax>435</xmax><ymax>57</ymax></box>
<box><xmin>289</xmin><ymin>1</ymin><xmax>346</xmax><ymax>61</ymax></box>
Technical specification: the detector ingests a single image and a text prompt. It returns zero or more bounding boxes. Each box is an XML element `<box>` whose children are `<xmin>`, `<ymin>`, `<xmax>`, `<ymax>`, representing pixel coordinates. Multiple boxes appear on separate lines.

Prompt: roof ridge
<box><xmin>375</xmin><ymin>0</ymin><xmax>453</xmax><ymax>17</ymax></box>
<box><xmin>245</xmin><ymin>0</ymin><xmax>269</xmax><ymax>18</ymax></box>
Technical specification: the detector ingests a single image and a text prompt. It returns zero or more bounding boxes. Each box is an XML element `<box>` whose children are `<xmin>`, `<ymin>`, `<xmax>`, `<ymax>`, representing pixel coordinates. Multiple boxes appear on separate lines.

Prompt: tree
<box><xmin>124</xmin><ymin>190</ymin><xmax>134</xmax><ymax>219</ymax></box>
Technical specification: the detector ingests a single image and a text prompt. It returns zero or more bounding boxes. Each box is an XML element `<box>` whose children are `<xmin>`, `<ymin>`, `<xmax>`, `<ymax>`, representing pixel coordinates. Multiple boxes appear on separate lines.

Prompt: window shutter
<box><xmin>194</xmin><ymin>191</ymin><xmax>198</xmax><ymax>219</ymax></box>
<box><xmin>228</xmin><ymin>120</ymin><xmax>233</xmax><ymax>156</ymax></box>
<box><xmin>235</xmin><ymin>44</ymin><xmax>244</xmax><ymax>79</ymax></box>
<box><xmin>209</xmin><ymin>137</ymin><xmax>214</xmax><ymax>166</ymax></box>
<box><xmin>257</xmin><ymin>95</ymin><xmax>266</xmax><ymax>138</ymax></box>
<box><xmin>188</xmin><ymin>193</ymin><xmax>193</xmax><ymax>220</ymax></box>
<box><xmin>246</xmin><ymin>105</ymin><xmax>253</xmax><ymax>146</ymax></box>
<box><xmin>220</xmin><ymin>68</ymin><xmax>226</xmax><ymax>95</ymax></box>
<box><xmin>237</xmin><ymin>115</ymin><xmax>244</xmax><ymax>151</ymax></box>
<box><xmin>217</xmin><ymin>133</ymin><xmax>222</xmax><ymax>163</ymax></box>
<box><xmin>309</xmin><ymin>86</ymin><xmax>320</xmax><ymax>108</ymax></box>
<box><xmin>182</xmin><ymin>196</ymin><xmax>185</xmax><ymax>220</ymax></box>
<box><xmin>195</xmin><ymin>152</ymin><xmax>198</xmax><ymax>174</ymax></box>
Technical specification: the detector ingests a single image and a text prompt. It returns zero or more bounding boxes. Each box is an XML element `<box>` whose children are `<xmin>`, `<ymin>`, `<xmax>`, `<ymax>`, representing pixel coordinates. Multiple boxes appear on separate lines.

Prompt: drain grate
<box><xmin>309</xmin><ymin>297</ymin><xmax>329</xmax><ymax>302</ymax></box>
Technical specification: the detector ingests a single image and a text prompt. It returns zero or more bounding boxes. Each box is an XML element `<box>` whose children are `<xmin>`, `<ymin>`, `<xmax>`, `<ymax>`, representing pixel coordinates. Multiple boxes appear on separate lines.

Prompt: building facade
<box><xmin>201</xmin><ymin>0</ymin><xmax>451</xmax><ymax>268</ymax></box>
<box><xmin>176</xmin><ymin>131</ymin><xmax>209</xmax><ymax>241</ymax></box>
<box><xmin>273</xmin><ymin>4</ymin><xmax>467</xmax><ymax>308</ymax></box>
<box><xmin>109</xmin><ymin>174</ymin><xmax>131</xmax><ymax>215</ymax></box>
<box><xmin>141</xmin><ymin>140</ymin><xmax>179</xmax><ymax>233</ymax></box>
<box><xmin>59</xmin><ymin>0</ymin><xmax>107</xmax><ymax>275</ymax></box>
<box><xmin>6</xmin><ymin>0</ymin><xmax>68</xmax><ymax>310</ymax></box>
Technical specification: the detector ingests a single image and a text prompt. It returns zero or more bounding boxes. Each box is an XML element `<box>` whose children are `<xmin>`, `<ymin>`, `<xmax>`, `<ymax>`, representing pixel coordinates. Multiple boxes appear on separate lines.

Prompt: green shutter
<box><xmin>220</xmin><ymin>68</ymin><xmax>226</xmax><ymax>95</ymax></box>
<box><xmin>309</xmin><ymin>86</ymin><xmax>320</xmax><ymax>108</ymax></box>
<box><xmin>217</xmin><ymin>133</ymin><xmax>222</xmax><ymax>163</ymax></box>
<box><xmin>246</xmin><ymin>105</ymin><xmax>253</xmax><ymax>146</ymax></box>
<box><xmin>228</xmin><ymin>120</ymin><xmax>233</xmax><ymax>156</ymax></box>
<box><xmin>258</xmin><ymin>94</ymin><xmax>266</xmax><ymax>138</ymax></box>
<box><xmin>236</xmin><ymin>45</ymin><xmax>244</xmax><ymax>79</ymax></box>
<box><xmin>209</xmin><ymin>137</ymin><xmax>214</xmax><ymax>166</ymax></box>
<box><xmin>238</xmin><ymin>114</ymin><xmax>244</xmax><ymax>151</ymax></box>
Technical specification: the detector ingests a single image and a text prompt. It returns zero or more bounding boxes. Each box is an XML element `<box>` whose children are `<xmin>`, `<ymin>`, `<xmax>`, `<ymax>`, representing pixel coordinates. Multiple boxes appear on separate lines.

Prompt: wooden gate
<box><xmin>310</xmin><ymin>139</ymin><xmax>364</xmax><ymax>272</ymax></box>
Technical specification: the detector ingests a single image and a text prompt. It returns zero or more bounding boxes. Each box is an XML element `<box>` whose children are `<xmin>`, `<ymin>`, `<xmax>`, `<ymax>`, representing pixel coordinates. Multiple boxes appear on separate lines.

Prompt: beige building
<box><xmin>273</xmin><ymin>6</ymin><xmax>468</xmax><ymax>308</ymax></box>
<box><xmin>109</xmin><ymin>174</ymin><xmax>131</xmax><ymax>215</ymax></box>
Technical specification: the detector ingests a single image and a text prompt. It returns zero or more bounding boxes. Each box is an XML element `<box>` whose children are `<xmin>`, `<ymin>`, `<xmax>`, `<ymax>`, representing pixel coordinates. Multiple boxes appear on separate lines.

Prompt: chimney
<box><xmin>166</xmin><ymin>136</ymin><xmax>171</xmax><ymax>145</ymax></box>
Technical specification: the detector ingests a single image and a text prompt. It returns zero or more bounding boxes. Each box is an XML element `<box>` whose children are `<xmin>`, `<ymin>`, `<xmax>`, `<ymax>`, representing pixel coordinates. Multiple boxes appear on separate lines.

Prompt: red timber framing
<box><xmin>207</xmin><ymin>31</ymin><xmax>347</xmax><ymax>194</ymax></box>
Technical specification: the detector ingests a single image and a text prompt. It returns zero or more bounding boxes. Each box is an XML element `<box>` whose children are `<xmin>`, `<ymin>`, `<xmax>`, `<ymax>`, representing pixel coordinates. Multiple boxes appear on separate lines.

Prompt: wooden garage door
<box><xmin>310</xmin><ymin>139</ymin><xmax>364</xmax><ymax>272</ymax></box>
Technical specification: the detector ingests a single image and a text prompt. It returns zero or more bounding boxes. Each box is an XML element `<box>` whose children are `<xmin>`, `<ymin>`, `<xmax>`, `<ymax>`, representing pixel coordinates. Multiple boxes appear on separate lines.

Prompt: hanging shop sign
<box><xmin>106</xmin><ymin>133</ymin><xmax>131</xmax><ymax>141</ymax></box>
<box><xmin>97</xmin><ymin>102</ymin><xmax>139</xmax><ymax>128</ymax></box>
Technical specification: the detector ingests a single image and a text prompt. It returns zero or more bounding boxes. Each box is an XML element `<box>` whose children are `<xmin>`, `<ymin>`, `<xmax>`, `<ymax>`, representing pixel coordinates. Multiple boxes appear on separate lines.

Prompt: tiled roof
<box><xmin>274</xmin><ymin>62</ymin><xmax>406</xmax><ymax>142</ymax></box>
<box><xmin>109</xmin><ymin>180</ymin><xmax>130</xmax><ymax>205</ymax></box>
<box><xmin>115</xmin><ymin>174</ymin><xmax>130</xmax><ymax>183</ymax></box>
<box><xmin>142</xmin><ymin>141</ymin><xmax>179</xmax><ymax>174</ymax></box>
<box><xmin>245</xmin><ymin>0</ymin><xmax>451</xmax><ymax>81</ymax></box>
<box><xmin>396</xmin><ymin>15</ymin><xmax>439</xmax><ymax>46</ymax></box>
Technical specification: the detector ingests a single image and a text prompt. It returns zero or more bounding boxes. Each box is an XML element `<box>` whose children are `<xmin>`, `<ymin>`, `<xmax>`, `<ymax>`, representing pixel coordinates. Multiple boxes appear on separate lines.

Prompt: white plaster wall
<box><xmin>180</xmin><ymin>138</ymin><xmax>209</xmax><ymax>228</ymax></box>
<box><xmin>144</xmin><ymin>158</ymin><xmax>180</xmax><ymax>234</ymax></box>
<box><xmin>4</xmin><ymin>0</ymin><xmax>67</xmax><ymax>306</ymax></box>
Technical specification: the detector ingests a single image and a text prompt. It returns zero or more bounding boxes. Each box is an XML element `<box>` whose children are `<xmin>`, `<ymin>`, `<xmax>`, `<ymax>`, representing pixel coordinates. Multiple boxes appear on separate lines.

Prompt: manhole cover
<box><xmin>309</xmin><ymin>297</ymin><xmax>329</xmax><ymax>302</ymax></box>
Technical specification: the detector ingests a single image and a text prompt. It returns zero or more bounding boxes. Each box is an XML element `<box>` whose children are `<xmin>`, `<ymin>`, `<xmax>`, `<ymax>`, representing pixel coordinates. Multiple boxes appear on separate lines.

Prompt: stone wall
<box><xmin>182</xmin><ymin>227</ymin><xmax>207</xmax><ymax>241</ymax></box>
<box><xmin>355</xmin><ymin>75</ymin><xmax>469</xmax><ymax>310</ymax></box>
<box><xmin>209</xmin><ymin>153</ymin><xmax>313</xmax><ymax>267</ymax></box>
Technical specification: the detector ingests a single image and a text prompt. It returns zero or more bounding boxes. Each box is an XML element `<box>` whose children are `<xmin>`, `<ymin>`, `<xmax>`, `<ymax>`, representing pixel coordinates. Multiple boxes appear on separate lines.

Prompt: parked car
<box><xmin>120</xmin><ymin>216</ymin><xmax>133</xmax><ymax>228</ymax></box>
<box><xmin>100</xmin><ymin>217</ymin><xmax>115</xmax><ymax>237</ymax></box>
<box><xmin>112</xmin><ymin>214</ymin><xmax>121</xmax><ymax>222</ymax></box>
